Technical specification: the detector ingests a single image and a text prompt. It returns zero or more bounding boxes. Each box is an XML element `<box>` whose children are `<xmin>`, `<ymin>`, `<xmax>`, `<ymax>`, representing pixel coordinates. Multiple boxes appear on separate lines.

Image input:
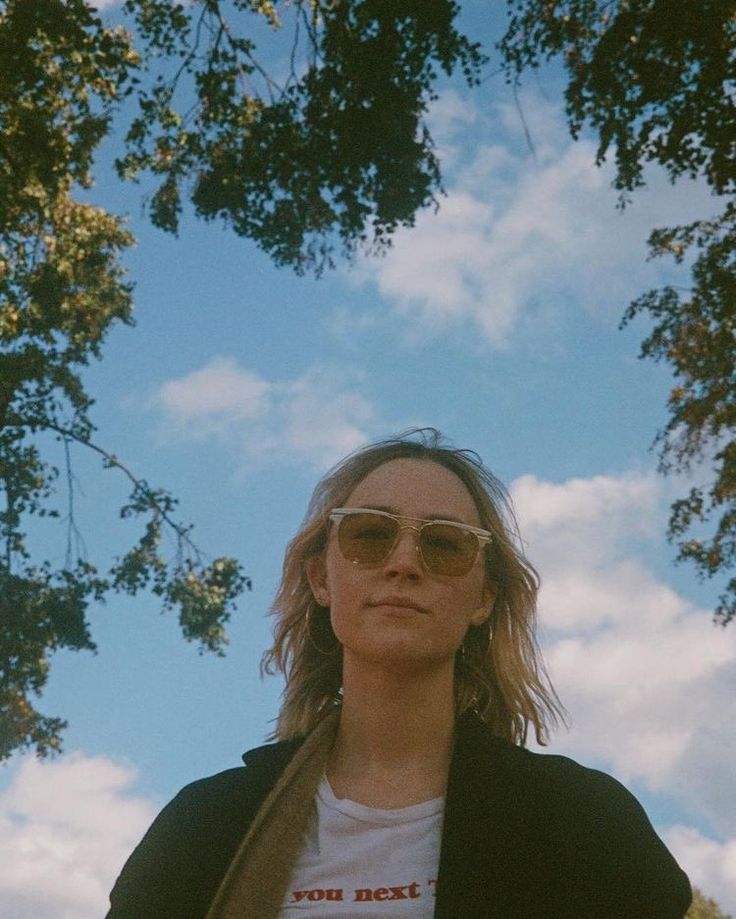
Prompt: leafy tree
<box><xmin>0</xmin><ymin>0</ymin><xmax>484</xmax><ymax>760</ymax></box>
<box><xmin>116</xmin><ymin>0</ymin><xmax>485</xmax><ymax>272</ymax></box>
<box><xmin>686</xmin><ymin>887</ymin><xmax>733</xmax><ymax>919</ymax></box>
<box><xmin>498</xmin><ymin>0</ymin><xmax>736</xmax><ymax>625</ymax></box>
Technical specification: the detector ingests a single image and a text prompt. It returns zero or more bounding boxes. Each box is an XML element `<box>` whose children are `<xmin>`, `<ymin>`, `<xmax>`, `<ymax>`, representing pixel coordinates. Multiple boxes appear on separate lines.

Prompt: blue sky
<box><xmin>1</xmin><ymin>3</ymin><xmax>735</xmax><ymax>916</ymax></box>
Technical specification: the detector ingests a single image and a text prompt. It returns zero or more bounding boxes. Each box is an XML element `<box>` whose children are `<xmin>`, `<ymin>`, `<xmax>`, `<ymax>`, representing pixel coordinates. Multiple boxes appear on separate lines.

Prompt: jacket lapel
<box><xmin>435</xmin><ymin>713</ymin><xmax>523</xmax><ymax>919</ymax></box>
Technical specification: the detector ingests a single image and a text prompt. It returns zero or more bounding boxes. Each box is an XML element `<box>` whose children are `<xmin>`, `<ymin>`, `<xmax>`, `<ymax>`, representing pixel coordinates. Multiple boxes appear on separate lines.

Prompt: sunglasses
<box><xmin>328</xmin><ymin>507</ymin><xmax>492</xmax><ymax>577</ymax></box>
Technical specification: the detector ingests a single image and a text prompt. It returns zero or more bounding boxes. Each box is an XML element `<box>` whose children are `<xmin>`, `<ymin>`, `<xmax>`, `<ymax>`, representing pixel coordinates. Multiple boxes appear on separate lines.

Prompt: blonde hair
<box><xmin>261</xmin><ymin>428</ymin><xmax>565</xmax><ymax>746</ymax></box>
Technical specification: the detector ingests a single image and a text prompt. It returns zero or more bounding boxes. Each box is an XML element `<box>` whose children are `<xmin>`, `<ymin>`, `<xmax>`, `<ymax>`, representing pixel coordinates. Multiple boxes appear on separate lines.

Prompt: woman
<box><xmin>107</xmin><ymin>429</ymin><xmax>692</xmax><ymax>919</ymax></box>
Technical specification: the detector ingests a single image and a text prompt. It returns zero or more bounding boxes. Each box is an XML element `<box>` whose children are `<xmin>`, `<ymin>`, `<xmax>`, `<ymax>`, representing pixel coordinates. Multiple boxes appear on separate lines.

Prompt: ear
<box><xmin>306</xmin><ymin>554</ymin><xmax>331</xmax><ymax>607</ymax></box>
<box><xmin>469</xmin><ymin>580</ymin><xmax>497</xmax><ymax>628</ymax></box>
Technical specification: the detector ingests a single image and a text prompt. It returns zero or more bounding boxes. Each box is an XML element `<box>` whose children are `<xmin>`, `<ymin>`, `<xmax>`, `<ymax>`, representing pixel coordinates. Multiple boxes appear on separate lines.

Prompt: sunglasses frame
<box><xmin>328</xmin><ymin>507</ymin><xmax>492</xmax><ymax>576</ymax></box>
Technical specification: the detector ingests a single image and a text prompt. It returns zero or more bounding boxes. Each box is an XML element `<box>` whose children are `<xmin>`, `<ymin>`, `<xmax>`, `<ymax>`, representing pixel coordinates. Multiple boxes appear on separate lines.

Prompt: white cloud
<box><xmin>154</xmin><ymin>358</ymin><xmax>380</xmax><ymax>470</ymax></box>
<box><xmin>511</xmin><ymin>471</ymin><xmax>660</xmax><ymax>566</ymax></box>
<box><xmin>664</xmin><ymin>826</ymin><xmax>736</xmax><ymax>916</ymax></box>
<box><xmin>356</xmin><ymin>92</ymin><xmax>714</xmax><ymax>347</ymax></box>
<box><xmin>0</xmin><ymin>752</ymin><xmax>156</xmax><ymax>919</ymax></box>
<box><xmin>158</xmin><ymin>356</ymin><xmax>272</xmax><ymax>430</ymax></box>
<box><xmin>425</xmin><ymin>89</ymin><xmax>479</xmax><ymax>170</ymax></box>
<box><xmin>271</xmin><ymin>368</ymin><xmax>378</xmax><ymax>468</ymax></box>
<box><xmin>427</xmin><ymin>89</ymin><xmax>478</xmax><ymax>140</ymax></box>
<box><xmin>509</xmin><ymin>471</ymin><xmax>736</xmax><ymax>838</ymax></box>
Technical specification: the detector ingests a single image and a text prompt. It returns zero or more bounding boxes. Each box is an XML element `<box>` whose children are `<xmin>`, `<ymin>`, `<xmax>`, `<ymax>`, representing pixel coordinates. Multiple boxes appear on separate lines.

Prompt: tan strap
<box><xmin>206</xmin><ymin>711</ymin><xmax>339</xmax><ymax>919</ymax></box>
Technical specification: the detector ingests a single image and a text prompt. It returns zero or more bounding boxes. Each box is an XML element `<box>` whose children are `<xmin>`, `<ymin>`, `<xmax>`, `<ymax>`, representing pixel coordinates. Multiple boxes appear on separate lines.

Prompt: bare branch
<box><xmin>6</xmin><ymin>415</ymin><xmax>200</xmax><ymax>560</ymax></box>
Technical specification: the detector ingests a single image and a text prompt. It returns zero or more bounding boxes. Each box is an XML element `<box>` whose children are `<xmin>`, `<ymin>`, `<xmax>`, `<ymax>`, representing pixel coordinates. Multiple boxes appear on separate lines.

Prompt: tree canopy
<box><xmin>1</xmin><ymin>0</ymin><xmax>733</xmax><ymax>761</ymax></box>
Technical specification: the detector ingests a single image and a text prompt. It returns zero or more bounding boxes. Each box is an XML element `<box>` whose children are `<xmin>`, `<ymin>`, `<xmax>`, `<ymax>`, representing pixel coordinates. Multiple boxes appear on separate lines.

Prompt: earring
<box><xmin>306</xmin><ymin>601</ymin><xmax>339</xmax><ymax>656</ymax></box>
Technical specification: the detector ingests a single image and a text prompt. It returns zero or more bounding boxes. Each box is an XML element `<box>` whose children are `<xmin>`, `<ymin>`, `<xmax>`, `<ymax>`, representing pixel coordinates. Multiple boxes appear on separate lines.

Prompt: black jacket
<box><xmin>107</xmin><ymin>714</ymin><xmax>691</xmax><ymax>918</ymax></box>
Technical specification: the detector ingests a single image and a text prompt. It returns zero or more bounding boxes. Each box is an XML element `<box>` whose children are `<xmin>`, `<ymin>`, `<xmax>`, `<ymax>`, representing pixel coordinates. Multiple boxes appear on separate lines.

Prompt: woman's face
<box><xmin>307</xmin><ymin>458</ymin><xmax>493</xmax><ymax>672</ymax></box>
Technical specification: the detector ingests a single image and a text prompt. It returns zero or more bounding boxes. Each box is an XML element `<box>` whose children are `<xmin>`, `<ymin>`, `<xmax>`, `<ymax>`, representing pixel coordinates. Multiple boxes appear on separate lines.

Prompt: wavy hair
<box><xmin>261</xmin><ymin>428</ymin><xmax>565</xmax><ymax>746</ymax></box>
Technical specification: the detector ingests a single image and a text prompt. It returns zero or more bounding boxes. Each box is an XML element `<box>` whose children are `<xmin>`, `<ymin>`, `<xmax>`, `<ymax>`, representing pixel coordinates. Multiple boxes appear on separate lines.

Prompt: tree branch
<box><xmin>5</xmin><ymin>415</ymin><xmax>200</xmax><ymax>560</ymax></box>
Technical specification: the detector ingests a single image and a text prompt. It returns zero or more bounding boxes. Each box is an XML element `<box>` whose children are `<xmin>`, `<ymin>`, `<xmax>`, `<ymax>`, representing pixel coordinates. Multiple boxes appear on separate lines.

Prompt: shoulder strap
<box><xmin>206</xmin><ymin>710</ymin><xmax>339</xmax><ymax>919</ymax></box>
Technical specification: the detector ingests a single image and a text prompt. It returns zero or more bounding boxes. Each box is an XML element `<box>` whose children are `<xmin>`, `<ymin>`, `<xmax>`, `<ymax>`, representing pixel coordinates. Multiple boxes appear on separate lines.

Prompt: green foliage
<box><xmin>621</xmin><ymin>202</ymin><xmax>736</xmax><ymax>625</ymax></box>
<box><xmin>0</xmin><ymin>0</ymin><xmax>249</xmax><ymax>761</ymax></box>
<box><xmin>0</xmin><ymin>0</ymin><xmax>135</xmax><ymax>212</ymax></box>
<box><xmin>686</xmin><ymin>887</ymin><xmax>733</xmax><ymax>919</ymax></box>
<box><xmin>499</xmin><ymin>0</ymin><xmax>736</xmax><ymax>625</ymax></box>
<box><xmin>499</xmin><ymin>0</ymin><xmax>735</xmax><ymax>196</ymax></box>
<box><xmin>117</xmin><ymin>0</ymin><xmax>486</xmax><ymax>273</ymax></box>
<box><xmin>0</xmin><ymin>562</ymin><xmax>104</xmax><ymax>759</ymax></box>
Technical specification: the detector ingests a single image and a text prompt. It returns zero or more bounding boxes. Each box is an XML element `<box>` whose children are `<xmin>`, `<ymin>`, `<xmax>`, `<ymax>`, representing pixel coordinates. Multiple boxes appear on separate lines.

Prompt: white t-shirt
<box><xmin>279</xmin><ymin>774</ymin><xmax>444</xmax><ymax>917</ymax></box>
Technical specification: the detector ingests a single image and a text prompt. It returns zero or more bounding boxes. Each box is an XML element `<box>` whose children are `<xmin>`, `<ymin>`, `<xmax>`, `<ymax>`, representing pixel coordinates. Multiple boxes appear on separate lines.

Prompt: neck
<box><xmin>326</xmin><ymin>654</ymin><xmax>457</xmax><ymax>806</ymax></box>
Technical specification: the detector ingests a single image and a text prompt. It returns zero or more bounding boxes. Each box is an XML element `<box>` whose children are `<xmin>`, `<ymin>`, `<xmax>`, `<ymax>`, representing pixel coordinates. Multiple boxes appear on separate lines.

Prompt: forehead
<box><xmin>346</xmin><ymin>458</ymin><xmax>481</xmax><ymax>525</ymax></box>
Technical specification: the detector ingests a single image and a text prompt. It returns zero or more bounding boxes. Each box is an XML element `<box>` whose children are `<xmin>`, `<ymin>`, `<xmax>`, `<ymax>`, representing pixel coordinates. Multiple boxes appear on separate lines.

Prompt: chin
<box><xmin>348</xmin><ymin>637</ymin><xmax>456</xmax><ymax>671</ymax></box>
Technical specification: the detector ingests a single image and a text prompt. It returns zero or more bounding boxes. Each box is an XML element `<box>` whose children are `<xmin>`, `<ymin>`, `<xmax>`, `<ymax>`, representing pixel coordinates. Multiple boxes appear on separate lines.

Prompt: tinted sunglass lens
<box><xmin>338</xmin><ymin>513</ymin><xmax>398</xmax><ymax>564</ymax></box>
<box><xmin>420</xmin><ymin>524</ymin><xmax>477</xmax><ymax>576</ymax></box>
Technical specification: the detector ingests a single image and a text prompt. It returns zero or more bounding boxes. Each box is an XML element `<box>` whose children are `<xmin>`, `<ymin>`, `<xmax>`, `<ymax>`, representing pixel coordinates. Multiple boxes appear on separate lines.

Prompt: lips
<box><xmin>368</xmin><ymin>596</ymin><xmax>428</xmax><ymax>614</ymax></box>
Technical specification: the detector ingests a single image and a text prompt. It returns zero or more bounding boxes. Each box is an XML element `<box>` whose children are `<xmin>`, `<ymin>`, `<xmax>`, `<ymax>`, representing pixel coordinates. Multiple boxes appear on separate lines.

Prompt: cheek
<box><xmin>323</xmin><ymin>551</ymin><xmax>365</xmax><ymax>611</ymax></box>
<box><xmin>457</xmin><ymin>572</ymin><xmax>491</xmax><ymax>624</ymax></box>
<box><xmin>327</xmin><ymin>579</ymin><xmax>373</xmax><ymax>650</ymax></box>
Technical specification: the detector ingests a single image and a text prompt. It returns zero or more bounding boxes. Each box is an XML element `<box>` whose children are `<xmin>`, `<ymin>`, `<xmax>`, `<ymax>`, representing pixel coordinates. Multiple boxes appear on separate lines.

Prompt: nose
<box><xmin>382</xmin><ymin>525</ymin><xmax>422</xmax><ymax>577</ymax></box>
